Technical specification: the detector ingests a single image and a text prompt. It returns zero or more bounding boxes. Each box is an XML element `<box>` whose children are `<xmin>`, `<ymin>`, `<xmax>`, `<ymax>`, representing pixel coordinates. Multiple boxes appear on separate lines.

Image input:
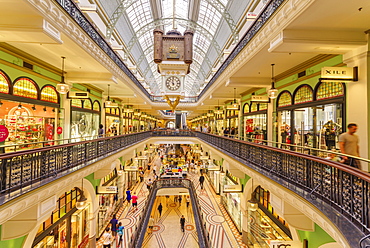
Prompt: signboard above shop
<box><xmin>321</xmin><ymin>67</ymin><xmax>358</xmax><ymax>82</ymax></box>
<box><xmin>223</xmin><ymin>184</ymin><xmax>242</xmax><ymax>192</ymax></box>
<box><xmin>251</xmin><ymin>95</ymin><xmax>269</xmax><ymax>102</ymax></box>
<box><xmin>97</xmin><ymin>186</ymin><xmax>118</xmax><ymax>194</ymax></box>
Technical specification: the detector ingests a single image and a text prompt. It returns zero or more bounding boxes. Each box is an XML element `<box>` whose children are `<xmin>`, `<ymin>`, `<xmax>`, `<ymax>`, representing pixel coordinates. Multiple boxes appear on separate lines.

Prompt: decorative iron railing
<box><xmin>196</xmin><ymin>132</ymin><xmax>370</xmax><ymax>247</ymax></box>
<box><xmin>129</xmin><ymin>179</ymin><xmax>211</xmax><ymax>248</ymax></box>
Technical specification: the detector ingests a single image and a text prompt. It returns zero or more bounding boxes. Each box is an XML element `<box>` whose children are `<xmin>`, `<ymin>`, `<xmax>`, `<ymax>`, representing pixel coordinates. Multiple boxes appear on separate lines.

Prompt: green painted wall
<box><xmin>239</xmin><ymin>174</ymin><xmax>250</xmax><ymax>186</ymax></box>
<box><xmin>297</xmin><ymin>223</ymin><xmax>335</xmax><ymax>248</ymax></box>
<box><xmin>85</xmin><ymin>173</ymin><xmax>101</xmax><ymax>189</ymax></box>
<box><xmin>0</xmin><ymin>226</ymin><xmax>26</xmax><ymax>248</ymax></box>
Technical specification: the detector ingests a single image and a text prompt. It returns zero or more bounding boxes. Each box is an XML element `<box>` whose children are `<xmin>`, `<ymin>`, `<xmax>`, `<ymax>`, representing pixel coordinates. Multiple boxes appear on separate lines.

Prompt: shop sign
<box><xmin>0</xmin><ymin>125</ymin><xmax>9</xmax><ymax>142</ymax></box>
<box><xmin>246</xmin><ymin>119</ymin><xmax>254</xmax><ymax>133</ymax></box>
<box><xmin>78</xmin><ymin>235</ymin><xmax>89</xmax><ymax>248</ymax></box>
<box><xmin>269</xmin><ymin>241</ymin><xmax>294</xmax><ymax>248</ymax></box>
<box><xmin>251</xmin><ymin>95</ymin><xmax>269</xmax><ymax>102</ymax></box>
<box><xmin>247</xmin><ymin>12</ymin><xmax>257</xmax><ymax>20</ymax></box>
<box><xmin>223</xmin><ymin>184</ymin><xmax>242</xmax><ymax>192</ymax></box>
<box><xmin>138</xmin><ymin>156</ymin><xmax>148</xmax><ymax>160</ymax></box>
<box><xmin>200</xmin><ymin>156</ymin><xmax>209</xmax><ymax>160</ymax></box>
<box><xmin>97</xmin><ymin>186</ymin><xmax>118</xmax><ymax>194</ymax></box>
<box><xmin>207</xmin><ymin>165</ymin><xmax>220</xmax><ymax>171</ymax></box>
<box><xmin>57</xmin><ymin>126</ymin><xmax>63</xmax><ymax>135</ymax></box>
<box><xmin>321</xmin><ymin>67</ymin><xmax>356</xmax><ymax>81</ymax></box>
<box><xmin>124</xmin><ymin>166</ymin><xmax>138</xmax><ymax>171</ymax></box>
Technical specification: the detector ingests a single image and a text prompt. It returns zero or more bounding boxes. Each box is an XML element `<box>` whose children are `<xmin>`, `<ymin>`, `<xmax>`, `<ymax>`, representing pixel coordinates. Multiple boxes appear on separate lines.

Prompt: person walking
<box><xmin>186</xmin><ymin>195</ymin><xmax>190</xmax><ymax>208</ymax></box>
<box><xmin>157</xmin><ymin>203</ymin><xmax>163</xmax><ymax>217</ymax></box>
<box><xmin>146</xmin><ymin>178</ymin><xmax>153</xmax><ymax>191</ymax></box>
<box><xmin>199</xmin><ymin>174</ymin><xmax>205</xmax><ymax>190</ymax></box>
<box><xmin>126</xmin><ymin>190</ymin><xmax>131</xmax><ymax>203</ymax></box>
<box><xmin>117</xmin><ymin>222</ymin><xmax>124</xmax><ymax>247</ymax></box>
<box><xmin>98</xmin><ymin>124</ymin><xmax>105</xmax><ymax>138</ymax></box>
<box><xmin>180</xmin><ymin>215</ymin><xmax>186</xmax><ymax>232</ymax></box>
<box><xmin>102</xmin><ymin>227</ymin><xmax>113</xmax><ymax>248</ymax></box>
<box><xmin>178</xmin><ymin>195</ymin><xmax>182</xmax><ymax>206</ymax></box>
<box><xmin>148</xmin><ymin>216</ymin><xmax>155</xmax><ymax>234</ymax></box>
<box><xmin>339</xmin><ymin>123</ymin><xmax>361</xmax><ymax>169</ymax></box>
<box><xmin>109</xmin><ymin>214</ymin><xmax>118</xmax><ymax>237</ymax></box>
<box><xmin>139</xmin><ymin>170</ymin><xmax>144</xmax><ymax>182</ymax></box>
<box><xmin>131</xmin><ymin>192</ymin><xmax>138</xmax><ymax>211</ymax></box>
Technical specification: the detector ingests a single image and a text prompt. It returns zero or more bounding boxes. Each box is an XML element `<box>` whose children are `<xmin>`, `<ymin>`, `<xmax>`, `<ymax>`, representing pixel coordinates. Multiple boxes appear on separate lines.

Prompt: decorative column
<box><xmin>61</xmin><ymin>94</ymin><xmax>71</xmax><ymax>140</ymax></box>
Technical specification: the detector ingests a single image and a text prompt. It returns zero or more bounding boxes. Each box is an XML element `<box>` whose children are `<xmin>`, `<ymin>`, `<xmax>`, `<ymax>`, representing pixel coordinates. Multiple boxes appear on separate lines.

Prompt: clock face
<box><xmin>165</xmin><ymin>76</ymin><xmax>181</xmax><ymax>91</ymax></box>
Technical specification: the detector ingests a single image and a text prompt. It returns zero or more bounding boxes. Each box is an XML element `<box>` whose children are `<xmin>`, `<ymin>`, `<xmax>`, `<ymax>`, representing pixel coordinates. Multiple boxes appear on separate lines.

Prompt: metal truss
<box><xmin>106</xmin><ymin>0</ymin><xmax>139</xmax><ymax>40</ymax></box>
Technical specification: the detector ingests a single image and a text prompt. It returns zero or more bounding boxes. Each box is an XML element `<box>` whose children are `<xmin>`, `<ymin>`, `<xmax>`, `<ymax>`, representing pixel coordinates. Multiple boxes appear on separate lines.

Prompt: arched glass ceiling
<box><xmin>96</xmin><ymin>0</ymin><xmax>248</xmax><ymax>97</ymax></box>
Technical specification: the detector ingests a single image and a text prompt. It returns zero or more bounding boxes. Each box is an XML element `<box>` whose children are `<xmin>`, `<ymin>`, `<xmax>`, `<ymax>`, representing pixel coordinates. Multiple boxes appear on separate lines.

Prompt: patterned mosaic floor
<box><xmin>98</xmin><ymin>157</ymin><xmax>248</xmax><ymax>248</ymax></box>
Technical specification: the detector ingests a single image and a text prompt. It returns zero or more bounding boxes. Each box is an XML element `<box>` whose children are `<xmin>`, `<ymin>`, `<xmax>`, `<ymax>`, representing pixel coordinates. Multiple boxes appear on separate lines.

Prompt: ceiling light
<box><xmin>105</xmin><ymin>84</ymin><xmax>112</xmax><ymax>106</ymax></box>
<box><xmin>0</xmin><ymin>101</ymin><xmax>3</xmax><ymax>107</ymax></box>
<box><xmin>43</xmin><ymin>107</ymin><xmax>47</xmax><ymax>112</ymax></box>
<box><xmin>32</xmin><ymin>105</ymin><xmax>36</xmax><ymax>111</ymax></box>
<box><xmin>268</xmin><ymin>63</ymin><xmax>278</xmax><ymax>99</ymax></box>
<box><xmin>56</xmin><ymin>56</ymin><xmax>70</xmax><ymax>94</ymax></box>
<box><xmin>17</xmin><ymin>103</ymin><xmax>22</xmax><ymax>109</ymax></box>
<box><xmin>52</xmin><ymin>108</ymin><xmax>55</xmax><ymax>112</ymax></box>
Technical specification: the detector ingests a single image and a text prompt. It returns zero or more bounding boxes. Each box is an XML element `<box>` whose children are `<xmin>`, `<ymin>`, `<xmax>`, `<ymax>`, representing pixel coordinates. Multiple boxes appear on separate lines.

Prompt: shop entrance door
<box><xmin>293</xmin><ymin>107</ymin><xmax>314</xmax><ymax>153</ymax></box>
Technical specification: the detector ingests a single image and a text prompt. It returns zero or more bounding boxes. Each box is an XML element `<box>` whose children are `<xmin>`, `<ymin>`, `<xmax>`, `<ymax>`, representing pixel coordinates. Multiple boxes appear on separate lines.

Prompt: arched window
<box><xmin>277</xmin><ymin>91</ymin><xmax>292</xmax><ymax>107</ymax></box>
<box><xmin>259</xmin><ymin>103</ymin><xmax>268</xmax><ymax>111</ymax></box>
<box><xmin>93</xmin><ymin>101</ymin><xmax>101</xmax><ymax>112</ymax></box>
<box><xmin>316</xmin><ymin>81</ymin><xmax>344</xmax><ymax>100</ymax></box>
<box><xmin>250</xmin><ymin>102</ymin><xmax>258</xmax><ymax>112</ymax></box>
<box><xmin>0</xmin><ymin>70</ymin><xmax>10</xmax><ymax>94</ymax></box>
<box><xmin>71</xmin><ymin>99</ymin><xmax>82</xmax><ymax>108</ymax></box>
<box><xmin>243</xmin><ymin>103</ymin><xmax>250</xmax><ymax>114</ymax></box>
<box><xmin>13</xmin><ymin>78</ymin><xmax>38</xmax><ymax>99</ymax></box>
<box><xmin>105</xmin><ymin>108</ymin><xmax>111</xmax><ymax>114</ymax></box>
<box><xmin>40</xmin><ymin>85</ymin><xmax>58</xmax><ymax>103</ymax></box>
<box><xmin>83</xmin><ymin>99</ymin><xmax>92</xmax><ymax>109</ymax></box>
<box><xmin>294</xmin><ymin>85</ymin><xmax>313</xmax><ymax>104</ymax></box>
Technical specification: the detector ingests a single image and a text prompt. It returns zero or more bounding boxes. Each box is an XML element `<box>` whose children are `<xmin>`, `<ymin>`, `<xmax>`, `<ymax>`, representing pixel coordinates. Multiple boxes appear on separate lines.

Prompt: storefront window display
<box><xmin>71</xmin><ymin>99</ymin><xmax>100</xmax><ymax>139</ymax></box>
<box><xmin>33</xmin><ymin>188</ymin><xmax>90</xmax><ymax>248</ymax></box>
<box><xmin>97</xmin><ymin>169</ymin><xmax>119</xmax><ymax>236</ymax></box>
<box><xmin>276</xmin><ymin>82</ymin><xmax>345</xmax><ymax>152</ymax></box>
<box><xmin>105</xmin><ymin>108</ymin><xmax>120</xmax><ymax>136</ymax></box>
<box><xmin>243</xmin><ymin>102</ymin><xmax>267</xmax><ymax>143</ymax></box>
<box><xmin>221</xmin><ymin>173</ymin><xmax>242</xmax><ymax>231</ymax></box>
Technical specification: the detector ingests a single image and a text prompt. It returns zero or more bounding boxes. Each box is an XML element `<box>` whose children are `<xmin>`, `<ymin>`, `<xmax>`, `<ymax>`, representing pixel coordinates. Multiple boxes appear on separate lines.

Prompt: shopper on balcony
<box><xmin>339</xmin><ymin>123</ymin><xmax>360</xmax><ymax>169</ymax></box>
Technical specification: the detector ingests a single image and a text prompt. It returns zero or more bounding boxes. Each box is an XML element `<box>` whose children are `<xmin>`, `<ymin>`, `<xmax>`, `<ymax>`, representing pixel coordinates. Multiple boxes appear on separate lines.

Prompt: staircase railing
<box><xmin>129</xmin><ymin>179</ymin><xmax>211</xmax><ymax>248</ymax></box>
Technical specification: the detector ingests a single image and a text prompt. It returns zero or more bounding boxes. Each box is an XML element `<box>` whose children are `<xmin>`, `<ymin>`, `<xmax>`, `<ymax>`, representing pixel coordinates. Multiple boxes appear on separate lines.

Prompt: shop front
<box><xmin>71</xmin><ymin>99</ymin><xmax>100</xmax><ymax>139</ymax></box>
<box><xmin>97</xmin><ymin>169</ymin><xmax>119</xmax><ymax>237</ymax></box>
<box><xmin>205</xmin><ymin>160</ymin><xmax>221</xmax><ymax>194</ymax></box>
<box><xmin>0</xmin><ymin>73</ymin><xmax>61</xmax><ymax>152</ymax></box>
<box><xmin>105</xmin><ymin>107</ymin><xmax>120</xmax><ymax>136</ymax></box>
<box><xmin>247</xmin><ymin>186</ymin><xmax>292</xmax><ymax>246</ymax></box>
<box><xmin>243</xmin><ymin>102</ymin><xmax>267</xmax><ymax>142</ymax></box>
<box><xmin>221</xmin><ymin>172</ymin><xmax>243</xmax><ymax>232</ymax></box>
<box><xmin>226</xmin><ymin>109</ymin><xmax>238</xmax><ymax>134</ymax></box>
<box><xmin>124</xmin><ymin>159</ymin><xmax>138</xmax><ymax>189</ymax></box>
<box><xmin>33</xmin><ymin>188</ymin><xmax>90</xmax><ymax>248</ymax></box>
<box><xmin>276</xmin><ymin>82</ymin><xmax>345</xmax><ymax>152</ymax></box>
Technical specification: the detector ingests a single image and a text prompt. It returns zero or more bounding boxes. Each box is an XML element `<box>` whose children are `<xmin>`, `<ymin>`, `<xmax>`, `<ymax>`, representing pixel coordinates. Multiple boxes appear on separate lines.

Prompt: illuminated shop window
<box><xmin>316</xmin><ymin>81</ymin><xmax>344</xmax><ymax>100</ymax></box>
<box><xmin>105</xmin><ymin>108</ymin><xmax>111</xmax><ymax>114</ymax></box>
<box><xmin>294</xmin><ymin>85</ymin><xmax>313</xmax><ymax>104</ymax></box>
<box><xmin>71</xmin><ymin>99</ymin><xmax>82</xmax><ymax>108</ymax></box>
<box><xmin>83</xmin><ymin>99</ymin><xmax>92</xmax><ymax>109</ymax></box>
<box><xmin>0</xmin><ymin>71</ymin><xmax>10</xmax><ymax>94</ymax></box>
<box><xmin>40</xmin><ymin>86</ymin><xmax>58</xmax><ymax>103</ymax></box>
<box><xmin>259</xmin><ymin>103</ymin><xmax>268</xmax><ymax>111</ymax></box>
<box><xmin>13</xmin><ymin>78</ymin><xmax>38</xmax><ymax>99</ymax></box>
<box><xmin>93</xmin><ymin>101</ymin><xmax>101</xmax><ymax>112</ymax></box>
<box><xmin>243</xmin><ymin>103</ymin><xmax>250</xmax><ymax>114</ymax></box>
<box><xmin>277</xmin><ymin>91</ymin><xmax>292</xmax><ymax>107</ymax></box>
<box><xmin>250</xmin><ymin>102</ymin><xmax>258</xmax><ymax>112</ymax></box>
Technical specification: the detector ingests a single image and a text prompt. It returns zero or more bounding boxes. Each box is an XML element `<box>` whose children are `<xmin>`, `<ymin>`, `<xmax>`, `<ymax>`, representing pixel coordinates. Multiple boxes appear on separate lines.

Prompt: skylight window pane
<box><xmin>126</xmin><ymin>0</ymin><xmax>153</xmax><ymax>32</ymax></box>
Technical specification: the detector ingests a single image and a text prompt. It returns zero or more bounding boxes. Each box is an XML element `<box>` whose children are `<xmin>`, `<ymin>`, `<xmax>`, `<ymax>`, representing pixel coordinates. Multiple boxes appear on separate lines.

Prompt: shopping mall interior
<box><xmin>0</xmin><ymin>0</ymin><xmax>369</xmax><ymax>247</ymax></box>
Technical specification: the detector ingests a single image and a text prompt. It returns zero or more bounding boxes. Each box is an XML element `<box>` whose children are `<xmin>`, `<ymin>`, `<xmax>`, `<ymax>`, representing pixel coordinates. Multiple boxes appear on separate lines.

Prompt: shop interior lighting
<box><xmin>43</xmin><ymin>107</ymin><xmax>47</xmax><ymax>112</ymax></box>
<box><xmin>268</xmin><ymin>63</ymin><xmax>278</xmax><ymax>99</ymax></box>
<box><xmin>56</xmin><ymin>56</ymin><xmax>70</xmax><ymax>94</ymax></box>
<box><xmin>32</xmin><ymin>105</ymin><xmax>36</xmax><ymax>111</ymax></box>
<box><xmin>17</xmin><ymin>103</ymin><xmax>22</xmax><ymax>109</ymax></box>
<box><xmin>76</xmin><ymin>179</ymin><xmax>88</xmax><ymax>210</ymax></box>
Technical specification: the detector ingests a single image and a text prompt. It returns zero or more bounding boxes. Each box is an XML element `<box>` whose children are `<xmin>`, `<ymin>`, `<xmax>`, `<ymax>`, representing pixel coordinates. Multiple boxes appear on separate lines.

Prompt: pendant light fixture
<box><xmin>105</xmin><ymin>84</ymin><xmax>112</xmax><ymax>107</ymax></box>
<box><xmin>56</xmin><ymin>56</ymin><xmax>70</xmax><ymax>94</ymax></box>
<box><xmin>227</xmin><ymin>88</ymin><xmax>240</xmax><ymax>110</ymax></box>
<box><xmin>214</xmin><ymin>100</ymin><xmax>223</xmax><ymax>114</ymax></box>
<box><xmin>76</xmin><ymin>179</ymin><xmax>88</xmax><ymax>210</ymax></box>
<box><xmin>268</xmin><ymin>63</ymin><xmax>278</xmax><ymax>99</ymax></box>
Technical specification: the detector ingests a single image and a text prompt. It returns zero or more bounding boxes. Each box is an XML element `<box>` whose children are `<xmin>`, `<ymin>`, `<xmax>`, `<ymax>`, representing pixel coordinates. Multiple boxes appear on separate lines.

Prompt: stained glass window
<box><xmin>13</xmin><ymin>78</ymin><xmax>38</xmax><ymax>99</ymax></box>
<box><xmin>243</xmin><ymin>103</ymin><xmax>250</xmax><ymax>114</ymax></box>
<box><xmin>71</xmin><ymin>99</ymin><xmax>82</xmax><ymax>108</ymax></box>
<box><xmin>40</xmin><ymin>86</ymin><xmax>58</xmax><ymax>103</ymax></box>
<box><xmin>93</xmin><ymin>101</ymin><xmax>100</xmax><ymax>112</ymax></box>
<box><xmin>259</xmin><ymin>103</ymin><xmax>268</xmax><ymax>111</ymax></box>
<box><xmin>277</xmin><ymin>91</ymin><xmax>292</xmax><ymax>107</ymax></box>
<box><xmin>0</xmin><ymin>71</ymin><xmax>10</xmax><ymax>94</ymax></box>
<box><xmin>316</xmin><ymin>82</ymin><xmax>344</xmax><ymax>100</ymax></box>
<box><xmin>83</xmin><ymin>99</ymin><xmax>92</xmax><ymax>109</ymax></box>
<box><xmin>251</xmin><ymin>102</ymin><xmax>258</xmax><ymax>112</ymax></box>
<box><xmin>294</xmin><ymin>85</ymin><xmax>313</xmax><ymax>104</ymax></box>
<box><xmin>105</xmin><ymin>108</ymin><xmax>111</xmax><ymax>114</ymax></box>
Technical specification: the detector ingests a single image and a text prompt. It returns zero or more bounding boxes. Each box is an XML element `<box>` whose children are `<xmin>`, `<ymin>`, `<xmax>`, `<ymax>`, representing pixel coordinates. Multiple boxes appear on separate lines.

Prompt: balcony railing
<box><xmin>1</xmin><ymin>130</ymin><xmax>370</xmax><ymax>246</ymax></box>
<box><xmin>129</xmin><ymin>179</ymin><xmax>211</xmax><ymax>248</ymax></box>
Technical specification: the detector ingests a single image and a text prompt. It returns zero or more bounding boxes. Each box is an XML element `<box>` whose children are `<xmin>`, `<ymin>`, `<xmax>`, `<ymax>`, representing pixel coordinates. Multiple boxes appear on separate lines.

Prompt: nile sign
<box><xmin>321</xmin><ymin>67</ymin><xmax>357</xmax><ymax>81</ymax></box>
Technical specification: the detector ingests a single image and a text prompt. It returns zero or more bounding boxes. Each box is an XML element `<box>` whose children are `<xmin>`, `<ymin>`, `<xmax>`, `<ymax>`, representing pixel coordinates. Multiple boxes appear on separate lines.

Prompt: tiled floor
<box><xmin>97</xmin><ymin>156</ymin><xmax>247</xmax><ymax>248</ymax></box>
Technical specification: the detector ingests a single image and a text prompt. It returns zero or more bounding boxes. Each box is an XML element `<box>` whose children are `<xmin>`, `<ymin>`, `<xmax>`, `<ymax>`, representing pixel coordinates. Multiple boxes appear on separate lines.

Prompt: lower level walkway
<box><xmin>98</xmin><ymin>155</ymin><xmax>245</xmax><ymax>248</ymax></box>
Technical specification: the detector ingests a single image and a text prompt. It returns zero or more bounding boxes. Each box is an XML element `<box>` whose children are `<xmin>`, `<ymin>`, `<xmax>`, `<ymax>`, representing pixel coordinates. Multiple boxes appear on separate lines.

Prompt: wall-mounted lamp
<box><xmin>76</xmin><ymin>179</ymin><xmax>88</xmax><ymax>210</ymax></box>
